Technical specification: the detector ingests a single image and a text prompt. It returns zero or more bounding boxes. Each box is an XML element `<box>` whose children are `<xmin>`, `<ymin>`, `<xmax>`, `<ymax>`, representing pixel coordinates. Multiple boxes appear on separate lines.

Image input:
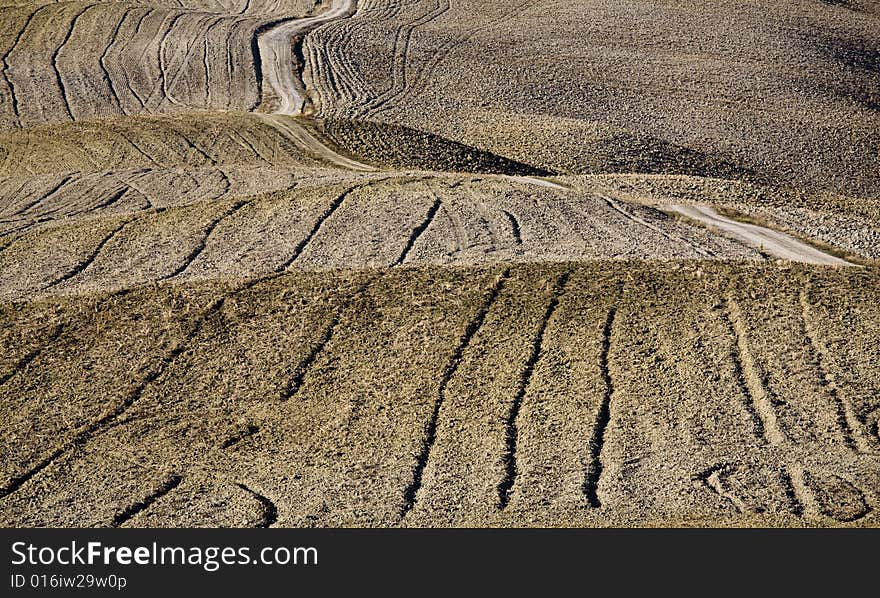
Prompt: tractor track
<box><xmin>400</xmin><ymin>268</ymin><xmax>510</xmax><ymax>518</ymax></box>
<box><xmin>112</xmin><ymin>474</ymin><xmax>182</xmax><ymax>527</ymax></box>
<box><xmin>498</xmin><ymin>271</ymin><xmax>570</xmax><ymax>509</ymax></box>
<box><xmin>583</xmin><ymin>288</ymin><xmax>621</xmax><ymax>508</ymax></box>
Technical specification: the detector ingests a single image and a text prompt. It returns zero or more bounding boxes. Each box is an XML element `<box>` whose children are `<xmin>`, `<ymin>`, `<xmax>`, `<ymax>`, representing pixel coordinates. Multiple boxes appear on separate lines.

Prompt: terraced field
<box><xmin>1</xmin><ymin>1</ymin><xmax>878</xmax><ymax>527</ymax></box>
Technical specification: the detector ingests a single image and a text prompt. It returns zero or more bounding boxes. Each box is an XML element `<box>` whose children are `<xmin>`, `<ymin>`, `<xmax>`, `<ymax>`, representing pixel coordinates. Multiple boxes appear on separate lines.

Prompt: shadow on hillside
<box><xmin>308</xmin><ymin>119</ymin><xmax>554</xmax><ymax>177</ymax></box>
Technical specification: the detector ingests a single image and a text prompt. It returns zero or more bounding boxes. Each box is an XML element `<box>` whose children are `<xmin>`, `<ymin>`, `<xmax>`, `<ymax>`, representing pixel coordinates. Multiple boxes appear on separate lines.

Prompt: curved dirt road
<box><xmin>254</xmin><ymin>1</ymin><xmax>375</xmax><ymax>172</ymax></box>
<box><xmin>666</xmin><ymin>204</ymin><xmax>851</xmax><ymax>266</ymax></box>
<box><xmin>256</xmin><ymin>113</ymin><xmax>375</xmax><ymax>172</ymax></box>
<box><xmin>505</xmin><ymin>175</ymin><xmax>567</xmax><ymax>190</ymax></box>
<box><xmin>257</xmin><ymin>0</ymin><xmax>357</xmax><ymax>116</ymax></box>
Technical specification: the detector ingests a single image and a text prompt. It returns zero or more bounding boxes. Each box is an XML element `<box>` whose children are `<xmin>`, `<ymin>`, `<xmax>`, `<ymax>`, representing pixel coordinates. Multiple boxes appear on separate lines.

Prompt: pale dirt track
<box><xmin>255</xmin><ymin>114</ymin><xmax>375</xmax><ymax>171</ymax></box>
<box><xmin>253</xmin><ymin>0</ymin><xmax>374</xmax><ymax>170</ymax></box>
<box><xmin>665</xmin><ymin>205</ymin><xmax>851</xmax><ymax>266</ymax></box>
<box><xmin>257</xmin><ymin>0</ymin><xmax>357</xmax><ymax>116</ymax></box>
<box><xmin>506</xmin><ymin>176</ymin><xmax>568</xmax><ymax>190</ymax></box>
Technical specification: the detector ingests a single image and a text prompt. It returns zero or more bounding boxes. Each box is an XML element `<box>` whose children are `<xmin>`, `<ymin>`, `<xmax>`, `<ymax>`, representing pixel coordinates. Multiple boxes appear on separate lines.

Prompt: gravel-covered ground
<box><xmin>307</xmin><ymin>0</ymin><xmax>880</xmax><ymax>199</ymax></box>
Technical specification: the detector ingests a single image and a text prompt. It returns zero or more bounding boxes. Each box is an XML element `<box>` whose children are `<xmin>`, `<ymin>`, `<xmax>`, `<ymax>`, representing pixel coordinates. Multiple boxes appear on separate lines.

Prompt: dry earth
<box><xmin>0</xmin><ymin>0</ymin><xmax>878</xmax><ymax>527</ymax></box>
<box><xmin>1</xmin><ymin>264</ymin><xmax>879</xmax><ymax>527</ymax></box>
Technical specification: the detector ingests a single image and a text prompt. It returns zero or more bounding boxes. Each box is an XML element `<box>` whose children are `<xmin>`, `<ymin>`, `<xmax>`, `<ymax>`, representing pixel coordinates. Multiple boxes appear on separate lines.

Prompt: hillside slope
<box><xmin>0</xmin><ymin>1</ymin><xmax>878</xmax><ymax>527</ymax></box>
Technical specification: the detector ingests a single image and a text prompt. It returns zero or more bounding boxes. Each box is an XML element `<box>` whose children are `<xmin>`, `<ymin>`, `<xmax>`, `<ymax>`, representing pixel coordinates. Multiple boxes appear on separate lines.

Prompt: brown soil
<box><xmin>1</xmin><ymin>1</ymin><xmax>878</xmax><ymax>528</ymax></box>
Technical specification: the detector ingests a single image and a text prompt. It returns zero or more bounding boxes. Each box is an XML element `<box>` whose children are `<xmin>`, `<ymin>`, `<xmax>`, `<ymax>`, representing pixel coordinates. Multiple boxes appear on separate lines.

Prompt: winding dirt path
<box><xmin>254</xmin><ymin>0</ymin><xmax>375</xmax><ymax>172</ymax></box>
<box><xmin>256</xmin><ymin>113</ymin><xmax>374</xmax><ymax>171</ymax></box>
<box><xmin>505</xmin><ymin>175</ymin><xmax>567</xmax><ymax>190</ymax></box>
<box><xmin>257</xmin><ymin>0</ymin><xmax>357</xmax><ymax>116</ymax></box>
<box><xmin>666</xmin><ymin>204</ymin><xmax>851</xmax><ymax>266</ymax></box>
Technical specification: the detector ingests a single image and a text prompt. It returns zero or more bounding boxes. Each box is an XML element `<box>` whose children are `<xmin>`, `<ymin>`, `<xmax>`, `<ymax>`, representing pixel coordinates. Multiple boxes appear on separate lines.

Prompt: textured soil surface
<box><xmin>1</xmin><ymin>1</ymin><xmax>878</xmax><ymax>527</ymax></box>
<box><xmin>1</xmin><ymin>264</ymin><xmax>879</xmax><ymax>527</ymax></box>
